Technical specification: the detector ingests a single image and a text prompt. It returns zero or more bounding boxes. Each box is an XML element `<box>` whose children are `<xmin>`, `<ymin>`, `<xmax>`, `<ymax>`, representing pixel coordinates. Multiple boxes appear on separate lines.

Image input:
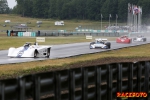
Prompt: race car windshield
<box><xmin>24</xmin><ymin>43</ymin><xmax>30</xmax><ymax>48</ymax></box>
<box><xmin>96</xmin><ymin>40</ymin><xmax>103</xmax><ymax>44</ymax></box>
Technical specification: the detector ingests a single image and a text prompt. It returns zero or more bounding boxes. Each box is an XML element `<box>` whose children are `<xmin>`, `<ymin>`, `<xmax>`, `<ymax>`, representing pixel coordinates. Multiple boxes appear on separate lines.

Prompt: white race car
<box><xmin>133</xmin><ymin>35</ymin><xmax>146</xmax><ymax>42</ymax></box>
<box><xmin>90</xmin><ymin>38</ymin><xmax>111</xmax><ymax>49</ymax></box>
<box><xmin>8</xmin><ymin>42</ymin><xmax>52</xmax><ymax>58</ymax></box>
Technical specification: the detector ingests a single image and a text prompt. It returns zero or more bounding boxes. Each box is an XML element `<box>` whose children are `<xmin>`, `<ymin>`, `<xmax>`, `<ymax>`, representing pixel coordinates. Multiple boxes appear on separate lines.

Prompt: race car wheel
<box><xmin>46</xmin><ymin>48</ymin><xmax>50</xmax><ymax>58</ymax></box>
<box><xmin>129</xmin><ymin>39</ymin><xmax>132</xmax><ymax>43</ymax></box>
<box><xmin>47</xmin><ymin>52</ymin><xmax>50</xmax><ymax>58</ymax></box>
<box><xmin>89</xmin><ymin>44</ymin><xmax>93</xmax><ymax>49</ymax></box>
<box><xmin>89</xmin><ymin>42</ymin><xmax>95</xmax><ymax>49</ymax></box>
<box><xmin>133</xmin><ymin>38</ymin><xmax>136</xmax><ymax>41</ymax></box>
<box><xmin>34</xmin><ymin>50</ymin><xmax>38</xmax><ymax>58</ymax></box>
<box><xmin>143</xmin><ymin>38</ymin><xmax>146</xmax><ymax>42</ymax></box>
<box><xmin>105</xmin><ymin>42</ymin><xmax>111</xmax><ymax>49</ymax></box>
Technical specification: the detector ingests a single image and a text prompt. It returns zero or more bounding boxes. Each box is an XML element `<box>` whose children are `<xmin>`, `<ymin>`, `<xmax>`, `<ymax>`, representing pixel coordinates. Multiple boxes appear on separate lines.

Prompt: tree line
<box><xmin>3</xmin><ymin>0</ymin><xmax>150</xmax><ymax>23</ymax></box>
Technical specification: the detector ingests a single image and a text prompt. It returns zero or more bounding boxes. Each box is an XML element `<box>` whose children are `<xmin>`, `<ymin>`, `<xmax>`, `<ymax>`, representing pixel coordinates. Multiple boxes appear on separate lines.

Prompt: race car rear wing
<box><xmin>95</xmin><ymin>38</ymin><xmax>107</xmax><ymax>41</ymax></box>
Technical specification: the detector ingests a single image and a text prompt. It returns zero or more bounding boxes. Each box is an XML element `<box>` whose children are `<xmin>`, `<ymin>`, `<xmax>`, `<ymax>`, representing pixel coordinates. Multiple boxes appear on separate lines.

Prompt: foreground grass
<box><xmin>0</xmin><ymin>43</ymin><xmax>150</xmax><ymax>79</ymax></box>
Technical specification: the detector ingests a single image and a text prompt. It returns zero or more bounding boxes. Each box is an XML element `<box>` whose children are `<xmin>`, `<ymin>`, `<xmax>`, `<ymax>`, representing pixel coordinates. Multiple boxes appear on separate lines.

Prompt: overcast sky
<box><xmin>7</xmin><ymin>0</ymin><xmax>17</xmax><ymax>9</ymax></box>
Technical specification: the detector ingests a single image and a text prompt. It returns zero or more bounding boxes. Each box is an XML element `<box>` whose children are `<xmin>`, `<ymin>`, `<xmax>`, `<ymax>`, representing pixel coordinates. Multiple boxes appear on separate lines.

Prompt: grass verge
<box><xmin>0</xmin><ymin>43</ymin><xmax>150</xmax><ymax>80</ymax></box>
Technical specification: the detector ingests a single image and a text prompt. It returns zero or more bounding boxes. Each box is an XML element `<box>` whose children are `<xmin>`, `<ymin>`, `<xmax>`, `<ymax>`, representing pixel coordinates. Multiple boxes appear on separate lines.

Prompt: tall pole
<box><xmin>116</xmin><ymin>14</ymin><xmax>118</xmax><ymax>27</ymax></box>
<box><xmin>109</xmin><ymin>16</ymin><xmax>110</xmax><ymax>27</ymax></box>
<box><xmin>109</xmin><ymin>14</ymin><xmax>111</xmax><ymax>30</ymax></box>
<box><xmin>101</xmin><ymin>14</ymin><xmax>103</xmax><ymax>30</ymax></box>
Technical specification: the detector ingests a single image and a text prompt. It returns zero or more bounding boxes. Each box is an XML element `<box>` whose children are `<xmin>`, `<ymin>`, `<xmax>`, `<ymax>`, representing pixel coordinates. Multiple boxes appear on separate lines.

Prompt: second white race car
<box><xmin>132</xmin><ymin>35</ymin><xmax>146</xmax><ymax>42</ymax></box>
<box><xmin>90</xmin><ymin>38</ymin><xmax>111</xmax><ymax>49</ymax></box>
<box><xmin>8</xmin><ymin>42</ymin><xmax>52</xmax><ymax>58</ymax></box>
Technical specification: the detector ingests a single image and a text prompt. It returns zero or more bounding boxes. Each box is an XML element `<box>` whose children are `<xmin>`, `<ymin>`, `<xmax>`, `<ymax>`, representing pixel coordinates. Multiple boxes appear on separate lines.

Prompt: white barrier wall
<box><xmin>76</xmin><ymin>29</ymin><xmax>129</xmax><ymax>33</ymax></box>
<box><xmin>18</xmin><ymin>32</ymin><xmax>36</xmax><ymax>37</ymax></box>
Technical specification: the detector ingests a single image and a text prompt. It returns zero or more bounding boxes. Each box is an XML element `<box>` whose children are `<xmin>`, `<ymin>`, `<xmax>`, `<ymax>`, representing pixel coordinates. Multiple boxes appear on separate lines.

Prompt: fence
<box><xmin>0</xmin><ymin>61</ymin><xmax>150</xmax><ymax>100</ymax></box>
<box><xmin>76</xmin><ymin>29</ymin><xmax>128</xmax><ymax>33</ymax></box>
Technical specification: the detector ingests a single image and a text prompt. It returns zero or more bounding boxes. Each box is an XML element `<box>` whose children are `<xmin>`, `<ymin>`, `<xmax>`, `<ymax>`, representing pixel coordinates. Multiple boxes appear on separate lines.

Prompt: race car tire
<box><xmin>105</xmin><ymin>42</ymin><xmax>111</xmax><ymax>49</ymax></box>
<box><xmin>132</xmin><ymin>38</ymin><xmax>136</xmax><ymax>42</ymax></box>
<box><xmin>89</xmin><ymin>42</ymin><xmax>95</xmax><ymax>49</ymax></box>
<box><xmin>46</xmin><ymin>48</ymin><xmax>50</xmax><ymax>58</ymax></box>
<box><xmin>46</xmin><ymin>52</ymin><xmax>50</xmax><ymax>58</ymax></box>
<box><xmin>143</xmin><ymin>38</ymin><xmax>146</xmax><ymax>42</ymax></box>
<box><xmin>129</xmin><ymin>39</ymin><xmax>132</xmax><ymax>43</ymax></box>
<box><xmin>34</xmin><ymin>50</ymin><xmax>38</xmax><ymax>58</ymax></box>
<box><xmin>89</xmin><ymin>45</ymin><xmax>92</xmax><ymax>49</ymax></box>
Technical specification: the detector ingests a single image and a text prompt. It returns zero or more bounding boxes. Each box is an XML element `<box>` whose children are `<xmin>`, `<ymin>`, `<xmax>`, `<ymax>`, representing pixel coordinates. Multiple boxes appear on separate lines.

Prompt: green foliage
<box><xmin>0</xmin><ymin>0</ymin><xmax>9</xmax><ymax>14</ymax></box>
<box><xmin>11</xmin><ymin>0</ymin><xmax>150</xmax><ymax>22</ymax></box>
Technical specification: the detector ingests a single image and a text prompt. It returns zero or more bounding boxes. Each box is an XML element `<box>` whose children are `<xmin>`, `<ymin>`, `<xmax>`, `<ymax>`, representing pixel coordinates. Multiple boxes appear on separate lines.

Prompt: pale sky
<box><xmin>7</xmin><ymin>0</ymin><xmax>17</xmax><ymax>9</ymax></box>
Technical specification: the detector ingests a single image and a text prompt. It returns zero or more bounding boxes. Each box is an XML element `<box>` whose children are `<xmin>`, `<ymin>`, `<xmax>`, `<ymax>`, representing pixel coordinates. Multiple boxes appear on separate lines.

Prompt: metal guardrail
<box><xmin>0</xmin><ymin>61</ymin><xmax>150</xmax><ymax>100</ymax></box>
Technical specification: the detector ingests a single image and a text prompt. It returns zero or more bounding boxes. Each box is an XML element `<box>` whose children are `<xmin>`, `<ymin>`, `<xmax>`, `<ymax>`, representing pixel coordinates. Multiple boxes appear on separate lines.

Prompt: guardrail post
<box><xmin>0</xmin><ymin>83</ymin><xmax>5</xmax><ymax>100</ymax></box>
<box><xmin>33</xmin><ymin>75</ymin><xmax>40</xmax><ymax>100</ymax></box>
<box><xmin>117</xmin><ymin>63</ymin><xmax>122</xmax><ymax>100</ymax></box>
<box><xmin>69</xmin><ymin>69</ymin><xmax>75</xmax><ymax>100</ymax></box>
<box><xmin>55</xmin><ymin>72</ymin><xmax>61</xmax><ymax>100</ymax></box>
<box><xmin>82</xmin><ymin>67</ymin><xmax>88</xmax><ymax>100</ymax></box>
<box><xmin>144</xmin><ymin>61</ymin><xmax>149</xmax><ymax>100</ymax></box>
<box><xmin>128</xmin><ymin>63</ymin><xmax>133</xmax><ymax>92</ymax></box>
<box><xmin>18</xmin><ymin>76</ymin><xmax>25</xmax><ymax>100</ymax></box>
<box><xmin>137</xmin><ymin>62</ymin><xmax>142</xmax><ymax>92</ymax></box>
<box><xmin>96</xmin><ymin>66</ymin><xmax>101</xmax><ymax>100</ymax></box>
<box><xmin>107</xmin><ymin>64</ymin><xmax>112</xmax><ymax>100</ymax></box>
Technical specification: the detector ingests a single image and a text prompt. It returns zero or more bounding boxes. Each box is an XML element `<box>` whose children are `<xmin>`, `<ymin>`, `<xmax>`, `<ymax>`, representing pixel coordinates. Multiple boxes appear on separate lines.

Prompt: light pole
<box><xmin>116</xmin><ymin>14</ymin><xmax>118</xmax><ymax>27</ymax></box>
<box><xmin>109</xmin><ymin>14</ymin><xmax>111</xmax><ymax>29</ymax></box>
<box><xmin>101</xmin><ymin>14</ymin><xmax>103</xmax><ymax>30</ymax></box>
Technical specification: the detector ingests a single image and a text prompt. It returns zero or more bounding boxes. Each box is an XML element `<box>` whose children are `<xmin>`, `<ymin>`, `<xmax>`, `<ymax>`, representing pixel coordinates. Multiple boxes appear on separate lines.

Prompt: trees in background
<box><xmin>0</xmin><ymin>0</ymin><xmax>9</xmax><ymax>14</ymax></box>
<box><xmin>9</xmin><ymin>0</ymin><xmax>150</xmax><ymax>23</ymax></box>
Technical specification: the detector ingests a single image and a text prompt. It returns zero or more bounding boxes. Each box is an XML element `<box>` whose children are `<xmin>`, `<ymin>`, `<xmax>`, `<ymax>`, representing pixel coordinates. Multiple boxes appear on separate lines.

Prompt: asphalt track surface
<box><xmin>0</xmin><ymin>40</ymin><xmax>149</xmax><ymax>64</ymax></box>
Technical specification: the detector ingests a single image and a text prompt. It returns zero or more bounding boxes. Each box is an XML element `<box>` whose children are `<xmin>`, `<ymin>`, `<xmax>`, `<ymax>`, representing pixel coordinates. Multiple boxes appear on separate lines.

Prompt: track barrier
<box><xmin>0</xmin><ymin>61</ymin><xmax>150</xmax><ymax>100</ymax></box>
<box><xmin>18</xmin><ymin>32</ymin><xmax>36</xmax><ymax>37</ymax></box>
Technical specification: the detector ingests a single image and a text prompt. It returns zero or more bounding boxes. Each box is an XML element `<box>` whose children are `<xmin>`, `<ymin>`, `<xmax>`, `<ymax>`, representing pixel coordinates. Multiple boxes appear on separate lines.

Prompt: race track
<box><xmin>0</xmin><ymin>40</ymin><xmax>149</xmax><ymax>64</ymax></box>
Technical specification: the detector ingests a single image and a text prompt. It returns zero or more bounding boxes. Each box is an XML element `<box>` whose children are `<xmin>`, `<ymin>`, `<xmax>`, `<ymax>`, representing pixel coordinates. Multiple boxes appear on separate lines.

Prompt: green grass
<box><xmin>0</xmin><ymin>14</ymin><xmax>126</xmax><ymax>31</ymax></box>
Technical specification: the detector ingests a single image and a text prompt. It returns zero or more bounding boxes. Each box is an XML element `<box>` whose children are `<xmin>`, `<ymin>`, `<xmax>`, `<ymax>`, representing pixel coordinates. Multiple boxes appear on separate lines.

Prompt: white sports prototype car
<box><xmin>90</xmin><ymin>38</ymin><xmax>111</xmax><ymax>49</ymax></box>
<box><xmin>133</xmin><ymin>35</ymin><xmax>146</xmax><ymax>42</ymax></box>
<box><xmin>8</xmin><ymin>42</ymin><xmax>52</xmax><ymax>58</ymax></box>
